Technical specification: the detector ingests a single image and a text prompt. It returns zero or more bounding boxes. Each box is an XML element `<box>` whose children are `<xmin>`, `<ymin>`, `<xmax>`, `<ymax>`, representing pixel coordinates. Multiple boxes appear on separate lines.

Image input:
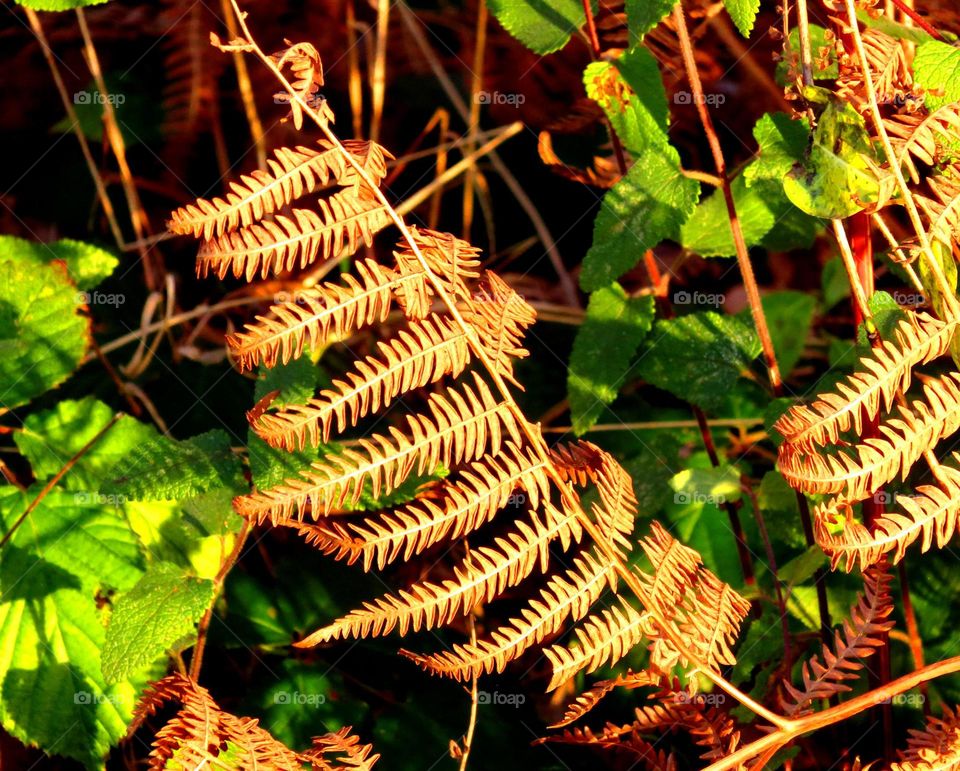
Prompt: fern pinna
<box><xmin>162</xmin><ymin>31</ymin><xmax>757</xmax><ymax>764</ymax></box>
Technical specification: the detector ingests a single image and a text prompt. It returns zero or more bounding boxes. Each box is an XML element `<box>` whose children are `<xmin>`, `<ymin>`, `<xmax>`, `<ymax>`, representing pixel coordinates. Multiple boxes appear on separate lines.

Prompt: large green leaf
<box><xmin>15</xmin><ymin>398</ymin><xmax>158</xmax><ymax>492</ymax></box>
<box><xmin>744</xmin><ymin>113</ymin><xmax>810</xmax><ymax>188</ymax></box>
<box><xmin>625</xmin><ymin>0</ymin><xmax>675</xmax><ymax>41</ymax></box>
<box><xmin>0</xmin><ymin>236</ymin><xmax>117</xmax><ymax>291</ymax></box>
<box><xmin>488</xmin><ymin>0</ymin><xmax>590</xmax><ymax>55</ymax></box>
<box><xmin>636</xmin><ymin>312</ymin><xmax>761</xmax><ymax>412</ymax></box>
<box><xmin>783</xmin><ymin>91</ymin><xmax>881</xmax><ymax>219</ymax></box>
<box><xmin>742</xmin><ymin>291</ymin><xmax>816</xmax><ymax>378</ymax></box>
<box><xmin>581</xmin><ymin>149</ymin><xmax>699</xmax><ymax>291</ymax></box>
<box><xmin>105</xmin><ymin>429</ymin><xmax>245</xmax><ymax>501</ymax></box>
<box><xmin>0</xmin><ymin>488</ymin><xmax>146</xmax><ymax>768</ymax></box>
<box><xmin>0</xmin><ymin>260</ymin><xmax>89</xmax><ymax>410</ymax></box>
<box><xmin>568</xmin><ymin>285</ymin><xmax>655</xmax><ymax>434</ymax></box>
<box><xmin>102</xmin><ymin>562</ymin><xmax>215</xmax><ymax>683</ymax></box>
<box><xmin>914</xmin><ymin>40</ymin><xmax>960</xmax><ymax>110</ymax></box>
<box><xmin>14</xmin><ymin>0</ymin><xmax>110</xmax><ymax>9</ymax></box>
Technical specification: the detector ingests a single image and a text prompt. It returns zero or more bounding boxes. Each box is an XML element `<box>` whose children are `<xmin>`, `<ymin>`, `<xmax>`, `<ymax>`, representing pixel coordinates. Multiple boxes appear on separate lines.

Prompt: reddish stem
<box><xmin>889</xmin><ymin>0</ymin><xmax>945</xmax><ymax>41</ymax></box>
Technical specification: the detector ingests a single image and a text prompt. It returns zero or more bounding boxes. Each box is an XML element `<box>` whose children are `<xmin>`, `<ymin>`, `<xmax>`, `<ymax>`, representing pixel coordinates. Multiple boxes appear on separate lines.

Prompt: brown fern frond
<box><xmin>639</xmin><ymin>520</ymin><xmax>703</xmax><ymax>609</ymax></box>
<box><xmin>297</xmin><ymin>504</ymin><xmax>579</xmax><ymax>645</ymax></box>
<box><xmin>779</xmin><ymin>372</ymin><xmax>960</xmax><ymax>501</ymax></box>
<box><xmin>250</xmin><ymin>314</ymin><xmax>471</xmax><ymax>445</ymax></box>
<box><xmin>229</xmin><ymin>259</ymin><xmax>426</xmax><ymax>370</ymax></box>
<box><xmin>130</xmin><ymin>673</ymin><xmax>376</xmax><ymax>770</ymax></box>
<box><xmin>543</xmin><ymin>718</ymin><xmax>677</xmax><ymax>770</ymax></box>
<box><xmin>781</xmin><ymin>565</ymin><xmax>894</xmax><ymax>715</ymax></box>
<box><xmin>544</xmin><ymin>596</ymin><xmax>652</xmax><ymax>691</ymax></box>
<box><xmin>887</xmin><ymin>104</ymin><xmax>960</xmax><ymax>184</ymax></box>
<box><xmin>393</xmin><ymin>227</ymin><xmax>482</xmax><ymax>301</ymax></box>
<box><xmin>464</xmin><ymin>271</ymin><xmax>537</xmax><ymax>387</ymax></box>
<box><xmin>917</xmin><ymin>172</ymin><xmax>960</xmax><ymax>249</ymax></box>
<box><xmin>773</xmin><ymin>312</ymin><xmax>956</xmax><ymax>449</ymax></box>
<box><xmin>836</xmin><ymin>26</ymin><xmax>913</xmax><ymax>109</ymax></box>
<box><xmin>892</xmin><ymin>705</ymin><xmax>960</xmax><ymax>770</ymax></box>
<box><xmin>236</xmin><ymin>375</ymin><xmax>521</xmax><ymax>519</ymax></box>
<box><xmin>197</xmin><ymin>187</ymin><xmax>390</xmax><ymax>281</ymax></box>
<box><xmin>168</xmin><ymin>140</ymin><xmax>389</xmax><ymax>240</ymax></box>
<box><xmin>680</xmin><ymin>568</ymin><xmax>752</xmax><ymax>672</ymax></box>
<box><xmin>269</xmin><ymin>40</ymin><xmax>335</xmax><ymax>129</ymax></box>
<box><xmin>290</xmin><ymin>443</ymin><xmax>550</xmax><ymax>571</ymax></box>
<box><xmin>551</xmin><ymin>670</ymin><xmax>663</xmax><ymax>728</ymax></box>
<box><xmin>815</xmin><ymin>457</ymin><xmax>960</xmax><ymax>571</ymax></box>
<box><xmin>403</xmin><ymin>551</ymin><xmax>612</xmax><ymax>681</ymax></box>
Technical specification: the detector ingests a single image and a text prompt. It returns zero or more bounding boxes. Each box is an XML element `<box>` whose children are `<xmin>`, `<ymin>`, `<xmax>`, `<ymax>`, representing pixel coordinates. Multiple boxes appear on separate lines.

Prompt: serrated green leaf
<box><xmin>105</xmin><ymin>429</ymin><xmax>244</xmax><ymax>501</ymax></box>
<box><xmin>625</xmin><ymin>0</ymin><xmax>675</xmax><ymax>41</ymax></box>
<box><xmin>914</xmin><ymin>40</ymin><xmax>960</xmax><ymax>110</ymax></box>
<box><xmin>568</xmin><ymin>285</ymin><xmax>655</xmax><ymax>434</ymax></box>
<box><xmin>0</xmin><ymin>260</ymin><xmax>89</xmax><ymax>410</ymax></box>
<box><xmin>15</xmin><ymin>398</ymin><xmax>158</xmax><ymax>492</ymax></box>
<box><xmin>584</xmin><ymin>46</ymin><xmax>669</xmax><ymax>157</ymax></box>
<box><xmin>783</xmin><ymin>93</ymin><xmax>881</xmax><ymax>219</ymax></box>
<box><xmin>487</xmin><ymin>0</ymin><xmax>590</xmax><ymax>55</ymax></box>
<box><xmin>636</xmin><ymin>312</ymin><xmax>761</xmax><ymax>412</ymax></box>
<box><xmin>0</xmin><ymin>488</ymin><xmax>147</xmax><ymax>768</ymax></box>
<box><xmin>744</xmin><ymin>113</ymin><xmax>810</xmax><ymax>188</ymax></box>
<box><xmin>724</xmin><ymin>0</ymin><xmax>760</xmax><ymax>37</ymax></box>
<box><xmin>581</xmin><ymin>149</ymin><xmax>699</xmax><ymax>291</ymax></box>
<box><xmin>14</xmin><ymin>0</ymin><xmax>109</xmax><ymax>9</ymax></box>
<box><xmin>681</xmin><ymin>177</ymin><xmax>776</xmax><ymax>257</ymax></box>
<box><xmin>102</xmin><ymin>562</ymin><xmax>215</xmax><ymax>683</ymax></box>
<box><xmin>0</xmin><ymin>236</ymin><xmax>118</xmax><ymax>291</ymax></box>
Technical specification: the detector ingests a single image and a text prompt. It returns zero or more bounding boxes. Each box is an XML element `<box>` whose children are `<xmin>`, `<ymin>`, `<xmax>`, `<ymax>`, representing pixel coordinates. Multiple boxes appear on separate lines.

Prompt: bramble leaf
<box><xmin>0</xmin><ymin>236</ymin><xmax>118</xmax><ymax>291</ymax></box>
<box><xmin>487</xmin><ymin>0</ymin><xmax>592</xmax><ymax>55</ymax></box>
<box><xmin>914</xmin><ymin>40</ymin><xmax>960</xmax><ymax>110</ymax></box>
<box><xmin>724</xmin><ymin>0</ymin><xmax>760</xmax><ymax>37</ymax></box>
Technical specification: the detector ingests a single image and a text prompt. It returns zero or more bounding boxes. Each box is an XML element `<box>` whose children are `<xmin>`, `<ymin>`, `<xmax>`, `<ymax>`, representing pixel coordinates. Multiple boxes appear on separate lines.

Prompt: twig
<box><xmin>0</xmin><ymin>413</ymin><xmax>122</xmax><ymax>549</ymax></box>
<box><xmin>220</xmin><ymin>0</ymin><xmax>267</xmax><ymax>168</ymax></box>
<box><xmin>889</xmin><ymin>0</ymin><xmax>945</xmax><ymax>41</ymax></box>
<box><xmin>370</xmin><ymin>0</ymin><xmax>390</xmax><ymax>143</ymax></box>
<box><xmin>795</xmin><ymin>0</ymin><xmax>815</xmax><ymax>85</ymax></box>
<box><xmin>458</xmin><ymin>613</ymin><xmax>480</xmax><ymax>771</ymax></box>
<box><xmin>462</xmin><ymin>0</ymin><xmax>488</xmax><ymax>240</ymax></box>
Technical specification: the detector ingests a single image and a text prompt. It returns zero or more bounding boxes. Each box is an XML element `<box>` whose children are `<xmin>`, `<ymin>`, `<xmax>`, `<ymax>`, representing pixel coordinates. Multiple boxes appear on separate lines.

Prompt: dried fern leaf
<box><xmin>779</xmin><ymin>372</ymin><xmax>960</xmax><ymax>501</ymax></box>
<box><xmin>543</xmin><ymin>717</ymin><xmax>678</xmax><ymax>770</ymax></box>
<box><xmin>680</xmin><ymin>568</ymin><xmax>753</xmax><ymax>672</ymax></box>
<box><xmin>251</xmin><ymin>314</ymin><xmax>471</xmax><ymax>445</ymax></box>
<box><xmin>815</xmin><ymin>457</ymin><xmax>960</xmax><ymax>571</ymax></box>
<box><xmin>544</xmin><ymin>595</ymin><xmax>653</xmax><ymax>691</ymax></box>
<box><xmin>887</xmin><ymin>104</ymin><xmax>960</xmax><ymax>184</ymax></box>
<box><xmin>551</xmin><ymin>670</ymin><xmax>663</xmax><ymax>728</ymax></box>
<box><xmin>917</xmin><ymin>173</ymin><xmax>960</xmax><ymax>249</ymax></box>
<box><xmin>235</xmin><ymin>375</ymin><xmax>521</xmax><ymax>520</ymax></box>
<box><xmin>169</xmin><ymin>140</ymin><xmax>388</xmax><ymax>240</ymax></box>
<box><xmin>197</xmin><ymin>188</ymin><xmax>390</xmax><ymax>281</ymax></box>
<box><xmin>297</xmin><ymin>504</ymin><xmax>580</xmax><ymax>645</ymax></box>
<box><xmin>230</xmin><ymin>259</ymin><xmax>427</xmax><ymax>370</ymax></box>
<box><xmin>774</xmin><ymin>312</ymin><xmax>956</xmax><ymax>449</ymax></box>
<box><xmin>290</xmin><ymin>443</ymin><xmax>550</xmax><ymax>571</ymax></box>
<box><xmin>131</xmin><ymin>673</ymin><xmax>377</xmax><ymax>770</ymax></box>
<box><xmin>402</xmin><ymin>551</ymin><xmax>612</xmax><ymax>681</ymax></box>
<box><xmin>393</xmin><ymin>227</ymin><xmax>482</xmax><ymax>301</ymax></box>
<box><xmin>781</xmin><ymin>565</ymin><xmax>894</xmax><ymax>715</ymax></box>
<box><xmin>464</xmin><ymin>271</ymin><xmax>537</xmax><ymax>386</ymax></box>
<box><xmin>892</xmin><ymin>705</ymin><xmax>960</xmax><ymax>771</ymax></box>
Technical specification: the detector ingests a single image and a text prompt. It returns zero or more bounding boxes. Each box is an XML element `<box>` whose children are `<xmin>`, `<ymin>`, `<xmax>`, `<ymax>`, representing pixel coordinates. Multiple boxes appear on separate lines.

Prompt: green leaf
<box><xmin>669</xmin><ymin>465</ymin><xmax>743</xmax><ymax>506</ymax></box>
<box><xmin>914</xmin><ymin>40</ymin><xmax>960</xmax><ymax>110</ymax></box>
<box><xmin>581</xmin><ymin>149</ymin><xmax>699</xmax><ymax>291</ymax></box>
<box><xmin>15</xmin><ymin>398</ymin><xmax>158</xmax><ymax>491</ymax></box>
<box><xmin>102</xmin><ymin>562</ymin><xmax>215</xmax><ymax>683</ymax></box>
<box><xmin>487</xmin><ymin>0</ymin><xmax>590</xmax><ymax>55</ymax></box>
<box><xmin>0</xmin><ymin>489</ymin><xmax>147</xmax><ymax>768</ymax></box>
<box><xmin>857</xmin><ymin>290</ymin><xmax>907</xmax><ymax>347</ymax></box>
<box><xmin>0</xmin><ymin>260</ymin><xmax>89</xmax><ymax>410</ymax></box>
<box><xmin>783</xmin><ymin>93</ymin><xmax>881</xmax><ymax>219</ymax></box>
<box><xmin>568</xmin><ymin>285</ymin><xmax>655</xmax><ymax>434</ymax></box>
<box><xmin>105</xmin><ymin>429</ymin><xmax>245</xmax><ymax>501</ymax></box>
<box><xmin>750</xmin><ymin>291</ymin><xmax>816</xmax><ymax>378</ymax></box>
<box><xmin>724</xmin><ymin>0</ymin><xmax>760</xmax><ymax>37</ymax></box>
<box><xmin>0</xmin><ymin>236</ymin><xmax>117</xmax><ymax>291</ymax></box>
<box><xmin>636</xmin><ymin>312</ymin><xmax>761</xmax><ymax>412</ymax></box>
<box><xmin>625</xmin><ymin>0</ymin><xmax>675</xmax><ymax>41</ymax></box>
<box><xmin>584</xmin><ymin>46</ymin><xmax>669</xmax><ymax>157</ymax></box>
<box><xmin>681</xmin><ymin>177</ymin><xmax>774</xmax><ymax>257</ymax></box>
<box><xmin>744</xmin><ymin>113</ymin><xmax>810</xmax><ymax>188</ymax></box>
<box><xmin>821</xmin><ymin>256</ymin><xmax>851</xmax><ymax>310</ymax></box>
<box><xmin>776</xmin><ymin>25</ymin><xmax>838</xmax><ymax>84</ymax></box>
<box><xmin>14</xmin><ymin>0</ymin><xmax>109</xmax><ymax>9</ymax></box>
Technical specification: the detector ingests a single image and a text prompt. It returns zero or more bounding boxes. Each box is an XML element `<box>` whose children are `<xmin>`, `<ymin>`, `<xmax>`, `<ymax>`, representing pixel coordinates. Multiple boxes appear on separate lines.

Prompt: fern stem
<box><xmin>23</xmin><ymin>9</ymin><xmax>126</xmax><ymax>252</ymax></box>
<box><xmin>671</xmin><ymin>3</ymin><xmax>783</xmax><ymax>395</ymax></box>
<box><xmin>462</xmin><ymin>0</ymin><xmax>488</xmax><ymax>240</ymax></box>
<box><xmin>225</xmin><ymin>2</ymin><xmax>789</xmax><ymax>729</ymax></box>
<box><xmin>795</xmin><ymin>0</ymin><xmax>815</xmax><ymax>86</ymax></box>
<box><xmin>842</xmin><ymin>0</ymin><xmax>960</xmax><ymax>323</ymax></box>
<box><xmin>458</xmin><ymin>611</ymin><xmax>480</xmax><ymax>771</ymax></box>
<box><xmin>370</xmin><ymin>0</ymin><xmax>390</xmax><ymax>144</ymax></box>
<box><xmin>219</xmin><ymin>0</ymin><xmax>267</xmax><ymax>169</ymax></box>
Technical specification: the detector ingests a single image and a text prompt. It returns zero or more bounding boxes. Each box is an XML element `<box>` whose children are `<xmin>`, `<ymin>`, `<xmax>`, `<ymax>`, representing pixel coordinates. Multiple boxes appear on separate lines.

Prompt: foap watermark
<box><xmin>676</xmin><ymin>692</ymin><xmax>727</xmax><ymax>707</ymax></box>
<box><xmin>74</xmin><ymin>491</ymin><xmax>127</xmax><ymax>506</ymax></box>
<box><xmin>673</xmin><ymin>290</ymin><xmax>724</xmax><ymax>307</ymax></box>
<box><xmin>674</xmin><ymin>91</ymin><xmax>725</xmax><ymax>107</ymax></box>
<box><xmin>74</xmin><ymin>690</ymin><xmax>128</xmax><ymax>706</ymax></box>
<box><xmin>74</xmin><ymin>90</ymin><xmax>126</xmax><ymax>107</ymax></box>
<box><xmin>478</xmin><ymin>690</ymin><xmax>525</xmax><ymax>707</ymax></box>
<box><xmin>476</xmin><ymin>91</ymin><xmax>525</xmax><ymax>107</ymax></box>
<box><xmin>273</xmin><ymin>690</ymin><xmax>327</xmax><ymax>707</ymax></box>
<box><xmin>505</xmin><ymin>493</ymin><xmax>526</xmax><ymax>508</ymax></box>
<box><xmin>76</xmin><ymin>290</ymin><xmax>125</xmax><ymax>307</ymax></box>
<box><xmin>674</xmin><ymin>490</ymin><xmax>727</xmax><ymax>506</ymax></box>
<box><xmin>873</xmin><ymin>693</ymin><xmax>926</xmax><ymax>707</ymax></box>
<box><xmin>892</xmin><ymin>290</ymin><xmax>927</xmax><ymax>307</ymax></box>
